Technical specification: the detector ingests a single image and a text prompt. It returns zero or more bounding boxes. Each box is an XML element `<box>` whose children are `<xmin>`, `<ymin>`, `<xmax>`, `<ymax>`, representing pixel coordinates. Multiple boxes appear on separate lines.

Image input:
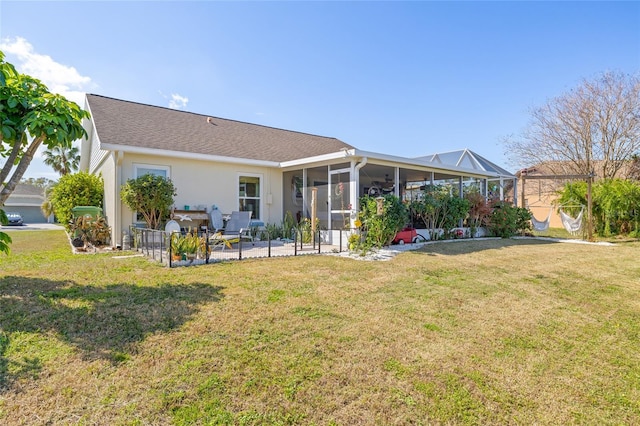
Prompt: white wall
<box><xmin>119</xmin><ymin>153</ymin><xmax>283</xmax><ymax>232</ymax></box>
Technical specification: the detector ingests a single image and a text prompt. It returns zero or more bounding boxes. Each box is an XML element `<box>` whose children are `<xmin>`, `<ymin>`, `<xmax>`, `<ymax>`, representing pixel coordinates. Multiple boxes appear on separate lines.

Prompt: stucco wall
<box><xmin>92</xmin><ymin>152</ymin><xmax>117</xmax><ymax>243</ymax></box>
<box><xmin>119</xmin><ymin>153</ymin><xmax>283</xmax><ymax>233</ymax></box>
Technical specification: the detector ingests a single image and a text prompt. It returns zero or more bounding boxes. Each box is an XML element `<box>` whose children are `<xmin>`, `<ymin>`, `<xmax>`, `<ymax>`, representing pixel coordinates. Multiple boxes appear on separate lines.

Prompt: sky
<box><xmin>1</xmin><ymin>1</ymin><xmax>639</xmax><ymax>180</ymax></box>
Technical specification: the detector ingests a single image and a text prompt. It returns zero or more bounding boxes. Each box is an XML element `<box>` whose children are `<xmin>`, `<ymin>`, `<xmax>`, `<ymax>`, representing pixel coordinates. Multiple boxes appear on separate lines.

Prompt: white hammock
<box><xmin>530</xmin><ymin>207</ymin><xmax>553</xmax><ymax>231</ymax></box>
<box><xmin>559</xmin><ymin>206</ymin><xmax>584</xmax><ymax>235</ymax></box>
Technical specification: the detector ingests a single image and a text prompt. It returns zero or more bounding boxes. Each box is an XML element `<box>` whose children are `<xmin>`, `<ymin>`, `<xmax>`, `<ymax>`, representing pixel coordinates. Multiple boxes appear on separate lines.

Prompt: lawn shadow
<box><xmin>411</xmin><ymin>237</ymin><xmax>560</xmax><ymax>256</ymax></box>
<box><xmin>0</xmin><ymin>276</ymin><xmax>224</xmax><ymax>390</ymax></box>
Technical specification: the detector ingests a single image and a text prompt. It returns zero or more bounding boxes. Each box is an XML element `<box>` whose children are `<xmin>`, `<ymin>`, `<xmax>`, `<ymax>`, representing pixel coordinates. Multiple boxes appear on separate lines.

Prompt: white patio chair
<box><xmin>209</xmin><ymin>210</ymin><xmax>253</xmax><ymax>250</ymax></box>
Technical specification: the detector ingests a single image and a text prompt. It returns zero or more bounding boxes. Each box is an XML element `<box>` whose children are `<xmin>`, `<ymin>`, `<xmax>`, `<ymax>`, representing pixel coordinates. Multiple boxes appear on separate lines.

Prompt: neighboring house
<box><xmin>2</xmin><ymin>183</ymin><xmax>47</xmax><ymax>223</ymax></box>
<box><xmin>80</xmin><ymin>94</ymin><xmax>516</xmax><ymax>247</ymax></box>
<box><xmin>517</xmin><ymin>161</ymin><xmax>636</xmax><ymax>230</ymax></box>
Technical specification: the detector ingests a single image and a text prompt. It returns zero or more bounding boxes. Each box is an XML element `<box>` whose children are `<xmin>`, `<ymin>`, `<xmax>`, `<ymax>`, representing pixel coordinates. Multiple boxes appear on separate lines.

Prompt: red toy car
<box><xmin>393</xmin><ymin>227</ymin><xmax>425</xmax><ymax>244</ymax></box>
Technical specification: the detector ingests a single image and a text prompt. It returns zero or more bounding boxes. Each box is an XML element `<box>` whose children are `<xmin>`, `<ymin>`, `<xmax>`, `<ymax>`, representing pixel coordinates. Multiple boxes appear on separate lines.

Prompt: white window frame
<box><xmin>237</xmin><ymin>173</ymin><xmax>262</xmax><ymax>221</ymax></box>
<box><xmin>132</xmin><ymin>163</ymin><xmax>171</xmax><ymax>225</ymax></box>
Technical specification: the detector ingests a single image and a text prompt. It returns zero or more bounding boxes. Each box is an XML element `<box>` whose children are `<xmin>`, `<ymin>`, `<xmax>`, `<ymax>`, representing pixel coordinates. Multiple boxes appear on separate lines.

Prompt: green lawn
<box><xmin>1</xmin><ymin>229</ymin><xmax>639</xmax><ymax>425</ymax></box>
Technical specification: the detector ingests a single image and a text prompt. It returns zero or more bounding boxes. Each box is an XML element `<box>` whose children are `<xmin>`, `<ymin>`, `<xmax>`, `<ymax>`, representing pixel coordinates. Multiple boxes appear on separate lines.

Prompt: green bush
<box><xmin>557</xmin><ymin>179</ymin><xmax>640</xmax><ymax>237</ymax></box>
<box><xmin>487</xmin><ymin>201</ymin><xmax>532</xmax><ymax>238</ymax></box>
<box><xmin>358</xmin><ymin>194</ymin><xmax>408</xmax><ymax>248</ymax></box>
<box><xmin>50</xmin><ymin>171</ymin><xmax>104</xmax><ymax>230</ymax></box>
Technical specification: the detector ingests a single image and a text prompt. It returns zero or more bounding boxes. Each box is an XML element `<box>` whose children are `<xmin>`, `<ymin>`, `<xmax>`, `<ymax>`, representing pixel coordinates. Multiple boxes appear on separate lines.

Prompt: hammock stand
<box><xmin>520</xmin><ymin>170</ymin><xmax>595</xmax><ymax>241</ymax></box>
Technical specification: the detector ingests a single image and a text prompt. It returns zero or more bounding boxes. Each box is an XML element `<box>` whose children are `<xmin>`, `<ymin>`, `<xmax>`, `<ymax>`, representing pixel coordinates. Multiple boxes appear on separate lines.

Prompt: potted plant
<box><xmin>182</xmin><ymin>232</ymin><xmax>199</xmax><ymax>260</ymax></box>
<box><xmin>168</xmin><ymin>233</ymin><xmax>186</xmax><ymax>261</ymax></box>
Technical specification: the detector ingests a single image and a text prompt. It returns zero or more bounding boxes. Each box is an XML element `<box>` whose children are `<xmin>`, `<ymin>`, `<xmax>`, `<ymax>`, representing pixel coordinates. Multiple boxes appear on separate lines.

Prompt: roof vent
<box><xmin>206</xmin><ymin>117</ymin><xmax>215</xmax><ymax>124</ymax></box>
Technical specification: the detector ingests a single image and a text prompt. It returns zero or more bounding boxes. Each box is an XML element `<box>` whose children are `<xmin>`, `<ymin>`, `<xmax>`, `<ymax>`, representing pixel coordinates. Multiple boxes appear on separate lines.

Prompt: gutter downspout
<box><xmin>115</xmin><ymin>151</ymin><xmax>124</xmax><ymax>247</ymax></box>
<box><xmin>353</xmin><ymin>157</ymin><xmax>368</xmax><ymax>227</ymax></box>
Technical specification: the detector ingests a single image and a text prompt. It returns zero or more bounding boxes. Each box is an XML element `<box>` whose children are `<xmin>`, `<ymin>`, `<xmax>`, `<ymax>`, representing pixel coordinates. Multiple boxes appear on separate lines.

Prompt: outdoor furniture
<box><xmin>209</xmin><ymin>211</ymin><xmax>253</xmax><ymax>250</ymax></box>
<box><xmin>171</xmin><ymin>208</ymin><xmax>209</xmax><ymax>230</ymax></box>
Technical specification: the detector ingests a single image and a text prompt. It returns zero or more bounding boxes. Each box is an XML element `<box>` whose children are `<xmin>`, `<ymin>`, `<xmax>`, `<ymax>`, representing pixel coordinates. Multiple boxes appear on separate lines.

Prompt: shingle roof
<box><xmin>85</xmin><ymin>94</ymin><xmax>354</xmax><ymax>163</ymax></box>
<box><xmin>12</xmin><ymin>183</ymin><xmax>45</xmax><ymax>197</ymax></box>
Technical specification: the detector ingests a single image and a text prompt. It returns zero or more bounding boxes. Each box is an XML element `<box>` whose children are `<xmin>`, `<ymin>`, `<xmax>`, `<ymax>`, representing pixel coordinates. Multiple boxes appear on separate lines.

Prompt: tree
<box><xmin>20</xmin><ymin>176</ymin><xmax>56</xmax><ymax>188</ymax></box>
<box><xmin>49</xmin><ymin>171</ymin><xmax>104</xmax><ymax>229</ymax></box>
<box><xmin>0</xmin><ymin>51</ymin><xmax>90</xmax><ymax>205</ymax></box>
<box><xmin>507</xmin><ymin>71</ymin><xmax>640</xmax><ymax>179</ymax></box>
<box><xmin>40</xmin><ymin>182</ymin><xmax>56</xmax><ymax>221</ymax></box>
<box><xmin>43</xmin><ymin>145</ymin><xmax>80</xmax><ymax>176</ymax></box>
<box><xmin>121</xmin><ymin>174</ymin><xmax>176</xmax><ymax>230</ymax></box>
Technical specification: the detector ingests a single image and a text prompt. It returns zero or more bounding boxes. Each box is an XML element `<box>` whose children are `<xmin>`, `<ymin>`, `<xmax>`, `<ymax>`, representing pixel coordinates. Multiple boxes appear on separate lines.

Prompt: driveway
<box><xmin>1</xmin><ymin>223</ymin><xmax>65</xmax><ymax>231</ymax></box>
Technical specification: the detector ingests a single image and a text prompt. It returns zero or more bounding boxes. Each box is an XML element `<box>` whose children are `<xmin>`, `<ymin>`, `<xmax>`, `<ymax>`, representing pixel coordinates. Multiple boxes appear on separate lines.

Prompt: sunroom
<box><xmin>281</xmin><ymin>148</ymin><xmax>517</xmax><ymax>239</ymax></box>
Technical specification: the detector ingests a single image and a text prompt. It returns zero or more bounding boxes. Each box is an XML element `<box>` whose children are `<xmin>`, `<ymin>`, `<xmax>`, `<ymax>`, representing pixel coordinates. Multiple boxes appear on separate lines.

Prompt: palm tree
<box><xmin>40</xmin><ymin>182</ymin><xmax>56</xmax><ymax>222</ymax></box>
<box><xmin>42</xmin><ymin>145</ymin><xmax>80</xmax><ymax>176</ymax></box>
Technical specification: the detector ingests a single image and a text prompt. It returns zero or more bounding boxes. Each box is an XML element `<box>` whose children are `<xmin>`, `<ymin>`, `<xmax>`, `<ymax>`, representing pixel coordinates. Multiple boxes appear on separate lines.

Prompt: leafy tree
<box><xmin>43</xmin><ymin>145</ymin><xmax>80</xmax><ymax>176</ymax></box>
<box><xmin>20</xmin><ymin>176</ymin><xmax>56</xmax><ymax>188</ymax></box>
<box><xmin>50</xmin><ymin>171</ymin><xmax>104</xmax><ymax>229</ymax></box>
<box><xmin>409</xmin><ymin>185</ymin><xmax>469</xmax><ymax>239</ymax></box>
<box><xmin>121</xmin><ymin>174</ymin><xmax>176</xmax><ymax>230</ymax></box>
<box><xmin>0</xmin><ymin>51</ymin><xmax>90</xmax><ymax>205</ymax></box>
<box><xmin>465</xmin><ymin>191</ymin><xmax>493</xmax><ymax>236</ymax></box>
<box><xmin>507</xmin><ymin>71</ymin><xmax>640</xmax><ymax>179</ymax></box>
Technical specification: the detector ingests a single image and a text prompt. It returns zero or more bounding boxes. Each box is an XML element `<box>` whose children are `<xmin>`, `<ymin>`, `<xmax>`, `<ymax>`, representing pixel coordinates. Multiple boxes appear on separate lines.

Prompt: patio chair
<box><xmin>209</xmin><ymin>210</ymin><xmax>253</xmax><ymax>250</ymax></box>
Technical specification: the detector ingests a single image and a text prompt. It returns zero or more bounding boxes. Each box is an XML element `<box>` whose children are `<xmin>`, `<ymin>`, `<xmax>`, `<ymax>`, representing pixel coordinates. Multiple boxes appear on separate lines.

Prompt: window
<box><xmin>133</xmin><ymin>164</ymin><xmax>170</xmax><ymax>224</ymax></box>
<box><xmin>134</xmin><ymin>164</ymin><xmax>169</xmax><ymax>179</ymax></box>
<box><xmin>239</xmin><ymin>175</ymin><xmax>260</xmax><ymax>219</ymax></box>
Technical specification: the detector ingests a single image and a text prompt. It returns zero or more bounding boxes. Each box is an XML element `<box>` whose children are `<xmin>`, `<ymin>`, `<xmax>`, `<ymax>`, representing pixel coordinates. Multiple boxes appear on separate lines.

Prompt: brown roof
<box><xmin>86</xmin><ymin>94</ymin><xmax>354</xmax><ymax>163</ymax></box>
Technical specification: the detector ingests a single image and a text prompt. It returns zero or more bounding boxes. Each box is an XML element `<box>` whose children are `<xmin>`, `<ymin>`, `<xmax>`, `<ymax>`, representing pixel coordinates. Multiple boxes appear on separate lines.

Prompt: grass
<box><xmin>1</xmin><ymin>229</ymin><xmax>640</xmax><ymax>425</ymax></box>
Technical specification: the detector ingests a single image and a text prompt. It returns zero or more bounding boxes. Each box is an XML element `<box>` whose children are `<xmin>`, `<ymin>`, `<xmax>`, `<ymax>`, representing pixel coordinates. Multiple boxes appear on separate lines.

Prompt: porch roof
<box><xmin>415</xmin><ymin>149</ymin><xmax>515</xmax><ymax>179</ymax></box>
<box><xmin>281</xmin><ymin>148</ymin><xmax>515</xmax><ymax>180</ymax></box>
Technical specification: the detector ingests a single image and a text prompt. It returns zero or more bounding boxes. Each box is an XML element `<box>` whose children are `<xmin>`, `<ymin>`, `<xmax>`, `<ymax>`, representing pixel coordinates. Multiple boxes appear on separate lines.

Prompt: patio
<box><xmin>129</xmin><ymin>227</ymin><xmax>352</xmax><ymax>267</ymax></box>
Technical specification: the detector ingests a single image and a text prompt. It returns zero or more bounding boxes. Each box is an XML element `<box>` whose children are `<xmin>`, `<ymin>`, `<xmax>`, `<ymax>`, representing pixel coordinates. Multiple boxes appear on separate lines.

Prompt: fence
<box><xmin>128</xmin><ymin>226</ymin><xmax>355</xmax><ymax>267</ymax></box>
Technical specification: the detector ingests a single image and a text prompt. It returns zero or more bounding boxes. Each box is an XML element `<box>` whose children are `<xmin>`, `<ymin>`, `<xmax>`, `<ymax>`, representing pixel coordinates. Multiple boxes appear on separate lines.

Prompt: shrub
<box><xmin>557</xmin><ymin>179</ymin><xmax>640</xmax><ymax>237</ymax></box>
<box><xmin>358</xmin><ymin>194</ymin><xmax>408</xmax><ymax>248</ymax></box>
<box><xmin>487</xmin><ymin>201</ymin><xmax>532</xmax><ymax>238</ymax></box>
<box><xmin>69</xmin><ymin>214</ymin><xmax>111</xmax><ymax>247</ymax></box>
<box><xmin>50</xmin><ymin>171</ymin><xmax>104</xmax><ymax>230</ymax></box>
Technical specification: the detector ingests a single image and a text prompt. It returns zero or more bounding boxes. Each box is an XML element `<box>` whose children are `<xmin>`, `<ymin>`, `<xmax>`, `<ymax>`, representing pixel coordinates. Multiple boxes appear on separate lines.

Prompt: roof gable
<box><xmin>85</xmin><ymin>94</ymin><xmax>354</xmax><ymax>163</ymax></box>
<box><xmin>415</xmin><ymin>149</ymin><xmax>514</xmax><ymax>178</ymax></box>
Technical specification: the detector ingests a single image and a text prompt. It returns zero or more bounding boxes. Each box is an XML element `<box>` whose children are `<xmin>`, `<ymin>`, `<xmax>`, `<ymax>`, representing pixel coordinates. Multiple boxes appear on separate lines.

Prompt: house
<box><xmin>2</xmin><ymin>183</ymin><xmax>47</xmax><ymax>223</ymax></box>
<box><xmin>80</xmin><ymin>94</ymin><xmax>516</xmax><ymax>247</ymax></box>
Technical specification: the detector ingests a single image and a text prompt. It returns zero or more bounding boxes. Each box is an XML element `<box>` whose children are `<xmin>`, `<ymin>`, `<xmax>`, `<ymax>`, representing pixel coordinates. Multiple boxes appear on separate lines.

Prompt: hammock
<box><xmin>559</xmin><ymin>206</ymin><xmax>584</xmax><ymax>235</ymax></box>
<box><xmin>530</xmin><ymin>207</ymin><xmax>553</xmax><ymax>231</ymax></box>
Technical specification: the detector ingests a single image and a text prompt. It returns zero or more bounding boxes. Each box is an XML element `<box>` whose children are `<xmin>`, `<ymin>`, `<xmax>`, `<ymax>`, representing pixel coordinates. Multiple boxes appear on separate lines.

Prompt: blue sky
<box><xmin>1</xmin><ymin>1</ymin><xmax>639</xmax><ymax>180</ymax></box>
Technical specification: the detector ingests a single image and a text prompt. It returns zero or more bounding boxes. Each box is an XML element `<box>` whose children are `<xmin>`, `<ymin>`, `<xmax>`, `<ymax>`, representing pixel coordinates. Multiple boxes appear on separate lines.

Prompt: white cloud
<box><xmin>0</xmin><ymin>36</ymin><xmax>92</xmax><ymax>106</ymax></box>
<box><xmin>168</xmin><ymin>93</ymin><xmax>189</xmax><ymax>110</ymax></box>
<box><xmin>0</xmin><ymin>37</ymin><xmax>95</xmax><ymax>177</ymax></box>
